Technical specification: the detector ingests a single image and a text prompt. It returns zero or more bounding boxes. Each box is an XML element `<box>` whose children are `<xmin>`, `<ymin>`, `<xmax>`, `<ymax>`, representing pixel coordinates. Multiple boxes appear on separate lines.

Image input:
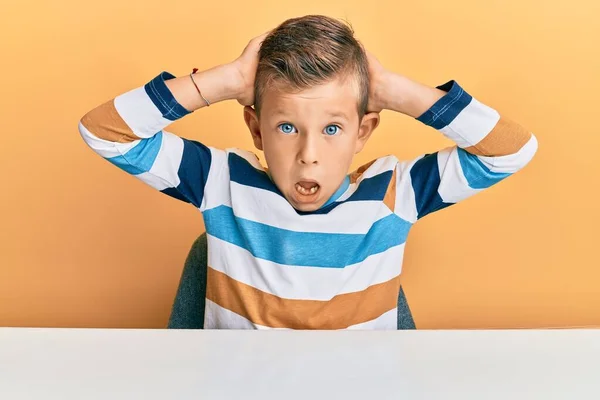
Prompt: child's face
<box><xmin>244</xmin><ymin>77</ymin><xmax>379</xmax><ymax>211</ymax></box>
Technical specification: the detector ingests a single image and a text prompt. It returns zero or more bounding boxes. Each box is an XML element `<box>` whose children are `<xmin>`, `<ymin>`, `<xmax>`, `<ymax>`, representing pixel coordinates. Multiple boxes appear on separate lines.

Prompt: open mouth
<box><xmin>294</xmin><ymin>180</ymin><xmax>320</xmax><ymax>199</ymax></box>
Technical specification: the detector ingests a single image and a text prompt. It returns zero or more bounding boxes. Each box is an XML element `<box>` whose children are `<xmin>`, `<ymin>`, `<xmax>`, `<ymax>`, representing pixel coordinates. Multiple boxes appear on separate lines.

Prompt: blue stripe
<box><xmin>161</xmin><ymin>187</ymin><xmax>191</xmax><ymax>203</ymax></box>
<box><xmin>410</xmin><ymin>153</ymin><xmax>453</xmax><ymax>219</ymax></box>
<box><xmin>416</xmin><ymin>80</ymin><xmax>472</xmax><ymax>130</ymax></box>
<box><xmin>322</xmin><ymin>175</ymin><xmax>350</xmax><ymax>207</ymax></box>
<box><xmin>346</xmin><ymin>170</ymin><xmax>392</xmax><ymax>202</ymax></box>
<box><xmin>203</xmin><ymin>205</ymin><xmax>412</xmax><ymax>268</ymax></box>
<box><xmin>172</xmin><ymin>138</ymin><xmax>212</xmax><ymax>208</ymax></box>
<box><xmin>228</xmin><ymin>152</ymin><xmax>283</xmax><ymax>196</ymax></box>
<box><xmin>144</xmin><ymin>71</ymin><xmax>191</xmax><ymax>121</ymax></box>
<box><xmin>105</xmin><ymin>131</ymin><xmax>163</xmax><ymax>175</ymax></box>
<box><xmin>457</xmin><ymin>148</ymin><xmax>510</xmax><ymax>189</ymax></box>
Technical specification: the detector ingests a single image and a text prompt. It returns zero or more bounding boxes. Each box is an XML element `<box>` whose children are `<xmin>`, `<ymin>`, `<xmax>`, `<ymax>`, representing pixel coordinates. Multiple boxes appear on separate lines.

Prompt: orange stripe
<box><xmin>464</xmin><ymin>115</ymin><xmax>531</xmax><ymax>156</ymax></box>
<box><xmin>80</xmin><ymin>100</ymin><xmax>140</xmax><ymax>143</ymax></box>
<box><xmin>206</xmin><ymin>267</ymin><xmax>400</xmax><ymax>329</ymax></box>
<box><xmin>349</xmin><ymin>159</ymin><xmax>377</xmax><ymax>184</ymax></box>
<box><xmin>382</xmin><ymin>168</ymin><xmax>397</xmax><ymax>212</ymax></box>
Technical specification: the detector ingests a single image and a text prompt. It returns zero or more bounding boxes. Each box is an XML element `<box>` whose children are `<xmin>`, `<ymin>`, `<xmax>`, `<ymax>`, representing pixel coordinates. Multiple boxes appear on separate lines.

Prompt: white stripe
<box><xmin>394</xmin><ymin>159</ymin><xmax>420</xmax><ymax>223</ymax></box>
<box><xmin>439</xmin><ymin>97</ymin><xmax>500</xmax><ymax>148</ymax></box>
<box><xmin>437</xmin><ymin>146</ymin><xmax>482</xmax><ymax>203</ymax></box>
<box><xmin>207</xmin><ymin>235</ymin><xmax>405</xmax><ymax>301</ymax></box>
<box><xmin>132</xmin><ymin>130</ymin><xmax>184</xmax><ymax>191</ymax></box>
<box><xmin>347</xmin><ymin>308</ymin><xmax>397</xmax><ymax>330</ymax></box>
<box><xmin>229</xmin><ymin>181</ymin><xmax>394</xmax><ymax>234</ymax></box>
<box><xmin>114</xmin><ymin>86</ymin><xmax>173</xmax><ymax>139</ymax></box>
<box><xmin>204</xmin><ymin>299</ymin><xmax>264</xmax><ymax>329</ymax></box>
<box><xmin>135</xmin><ymin>172</ymin><xmax>171</xmax><ymax>191</ymax></box>
<box><xmin>200</xmin><ymin>147</ymin><xmax>230</xmax><ymax>211</ymax></box>
<box><xmin>336</xmin><ymin>182</ymin><xmax>357</xmax><ymax>202</ymax></box>
<box><xmin>479</xmin><ymin>133</ymin><xmax>538</xmax><ymax>173</ymax></box>
<box><xmin>355</xmin><ymin>155</ymin><xmax>399</xmax><ymax>182</ymax></box>
<box><xmin>78</xmin><ymin>121</ymin><xmax>139</xmax><ymax>159</ymax></box>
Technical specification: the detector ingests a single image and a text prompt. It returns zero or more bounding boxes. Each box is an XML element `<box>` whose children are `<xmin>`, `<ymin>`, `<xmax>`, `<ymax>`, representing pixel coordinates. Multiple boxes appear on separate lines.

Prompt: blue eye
<box><xmin>324</xmin><ymin>125</ymin><xmax>340</xmax><ymax>136</ymax></box>
<box><xmin>277</xmin><ymin>123</ymin><xmax>341</xmax><ymax>135</ymax></box>
<box><xmin>278</xmin><ymin>123</ymin><xmax>297</xmax><ymax>135</ymax></box>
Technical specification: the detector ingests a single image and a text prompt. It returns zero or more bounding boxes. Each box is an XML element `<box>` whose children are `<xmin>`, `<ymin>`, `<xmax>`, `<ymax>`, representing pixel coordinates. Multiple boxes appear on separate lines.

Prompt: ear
<box><xmin>355</xmin><ymin>112</ymin><xmax>380</xmax><ymax>153</ymax></box>
<box><xmin>243</xmin><ymin>106</ymin><xmax>263</xmax><ymax>151</ymax></box>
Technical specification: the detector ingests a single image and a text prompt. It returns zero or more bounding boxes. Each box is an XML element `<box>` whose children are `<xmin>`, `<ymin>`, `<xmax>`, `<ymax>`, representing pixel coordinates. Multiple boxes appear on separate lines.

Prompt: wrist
<box><xmin>209</xmin><ymin>63</ymin><xmax>246</xmax><ymax>103</ymax></box>
<box><xmin>226</xmin><ymin>60</ymin><xmax>252</xmax><ymax>103</ymax></box>
<box><xmin>377</xmin><ymin>72</ymin><xmax>414</xmax><ymax>114</ymax></box>
<box><xmin>372</xmin><ymin>71</ymin><xmax>396</xmax><ymax>112</ymax></box>
<box><xmin>379</xmin><ymin>72</ymin><xmax>445</xmax><ymax>118</ymax></box>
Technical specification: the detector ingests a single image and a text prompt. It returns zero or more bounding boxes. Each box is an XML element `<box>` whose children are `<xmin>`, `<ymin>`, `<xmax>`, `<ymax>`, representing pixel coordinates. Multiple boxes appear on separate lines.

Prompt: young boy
<box><xmin>79</xmin><ymin>15</ymin><xmax>537</xmax><ymax>330</ymax></box>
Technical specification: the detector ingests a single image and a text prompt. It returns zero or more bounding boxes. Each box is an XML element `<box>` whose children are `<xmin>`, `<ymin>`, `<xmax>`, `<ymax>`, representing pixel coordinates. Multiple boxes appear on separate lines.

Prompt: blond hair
<box><xmin>254</xmin><ymin>15</ymin><xmax>369</xmax><ymax>120</ymax></box>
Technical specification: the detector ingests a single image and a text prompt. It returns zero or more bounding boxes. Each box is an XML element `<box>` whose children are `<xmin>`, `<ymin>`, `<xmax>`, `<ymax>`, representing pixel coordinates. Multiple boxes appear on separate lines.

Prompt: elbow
<box><xmin>481</xmin><ymin>132</ymin><xmax>538</xmax><ymax>174</ymax></box>
<box><xmin>518</xmin><ymin>132</ymin><xmax>538</xmax><ymax>169</ymax></box>
<box><xmin>78</xmin><ymin>108</ymin><xmax>106</xmax><ymax>152</ymax></box>
<box><xmin>78</xmin><ymin>113</ymin><xmax>93</xmax><ymax>147</ymax></box>
<box><xmin>505</xmin><ymin>132</ymin><xmax>539</xmax><ymax>173</ymax></box>
<box><xmin>78</xmin><ymin>119</ymin><xmax>88</xmax><ymax>140</ymax></box>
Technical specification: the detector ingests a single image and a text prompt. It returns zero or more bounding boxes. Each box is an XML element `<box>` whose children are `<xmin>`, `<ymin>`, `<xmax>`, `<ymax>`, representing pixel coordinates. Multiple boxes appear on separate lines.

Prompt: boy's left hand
<box><xmin>363</xmin><ymin>47</ymin><xmax>447</xmax><ymax>118</ymax></box>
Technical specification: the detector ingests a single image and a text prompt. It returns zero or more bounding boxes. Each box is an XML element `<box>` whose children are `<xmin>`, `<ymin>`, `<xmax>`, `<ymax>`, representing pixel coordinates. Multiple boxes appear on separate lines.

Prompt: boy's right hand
<box><xmin>231</xmin><ymin>31</ymin><xmax>271</xmax><ymax>107</ymax></box>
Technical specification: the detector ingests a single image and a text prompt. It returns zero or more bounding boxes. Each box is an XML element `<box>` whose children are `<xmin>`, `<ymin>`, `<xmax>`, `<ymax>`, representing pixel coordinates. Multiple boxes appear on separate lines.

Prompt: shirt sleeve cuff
<box><xmin>144</xmin><ymin>71</ymin><xmax>192</xmax><ymax>121</ymax></box>
<box><xmin>415</xmin><ymin>80</ymin><xmax>472</xmax><ymax>129</ymax></box>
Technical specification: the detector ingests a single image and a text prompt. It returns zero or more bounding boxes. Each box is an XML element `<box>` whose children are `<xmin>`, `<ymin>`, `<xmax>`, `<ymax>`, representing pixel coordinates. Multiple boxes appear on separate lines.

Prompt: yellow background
<box><xmin>1</xmin><ymin>0</ymin><xmax>599</xmax><ymax>328</ymax></box>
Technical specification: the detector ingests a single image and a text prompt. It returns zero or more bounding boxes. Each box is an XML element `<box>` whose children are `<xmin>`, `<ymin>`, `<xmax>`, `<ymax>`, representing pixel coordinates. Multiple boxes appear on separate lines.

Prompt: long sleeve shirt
<box><xmin>79</xmin><ymin>71</ymin><xmax>538</xmax><ymax>329</ymax></box>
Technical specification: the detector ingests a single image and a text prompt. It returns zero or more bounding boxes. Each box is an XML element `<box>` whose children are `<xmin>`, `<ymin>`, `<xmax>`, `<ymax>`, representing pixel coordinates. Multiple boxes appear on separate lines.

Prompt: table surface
<box><xmin>1</xmin><ymin>328</ymin><xmax>599</xmax><ymax>400</ymax></box>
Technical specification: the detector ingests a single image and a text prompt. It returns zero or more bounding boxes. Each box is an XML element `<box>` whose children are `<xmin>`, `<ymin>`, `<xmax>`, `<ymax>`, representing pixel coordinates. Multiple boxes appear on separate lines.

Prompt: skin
<box><xmin>242</xmin><ymin>77</ymin><xmax>380</xmax><ymax>211</ymax></box>
<box><xmin>235</xmin><ymin>32</ymin><xmax>382</xmax><ymax>211</ymax></box>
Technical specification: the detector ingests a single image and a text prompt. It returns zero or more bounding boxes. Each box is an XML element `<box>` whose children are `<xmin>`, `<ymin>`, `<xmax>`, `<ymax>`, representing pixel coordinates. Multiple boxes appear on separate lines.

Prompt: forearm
<box><xmin>80</xmin><ymin>64</ymin><xmax>242</xmax><ymax>146</ymax></box>
<box><xmin>379</xmin><ymin>72</ymin><xmax>535</xmax><ymax>159</ymax></box>
<box><xmin>377</xmin><ymin>72</ymin><xmax>446</xmax><ymax>118</ymax></box>
<box><xmin>165</xmin><ymin>63</ymin><xmax>242</xmax><ymax>111</ymax></box>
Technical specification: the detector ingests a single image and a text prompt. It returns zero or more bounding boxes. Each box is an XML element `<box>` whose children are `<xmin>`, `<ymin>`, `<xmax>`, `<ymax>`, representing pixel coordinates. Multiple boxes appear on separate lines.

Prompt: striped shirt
<box><xmin>79</xmin><ymin>71</ymin><xmax>538</xmax><ymax>329</ymax></box>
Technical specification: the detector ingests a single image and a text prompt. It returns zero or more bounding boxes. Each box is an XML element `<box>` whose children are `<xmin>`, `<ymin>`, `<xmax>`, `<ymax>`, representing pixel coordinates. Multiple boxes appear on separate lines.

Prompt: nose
<box><xmin>298</xmin><ymin>134</ymin><xmax>319</xmax><ymax>165</ymax></box>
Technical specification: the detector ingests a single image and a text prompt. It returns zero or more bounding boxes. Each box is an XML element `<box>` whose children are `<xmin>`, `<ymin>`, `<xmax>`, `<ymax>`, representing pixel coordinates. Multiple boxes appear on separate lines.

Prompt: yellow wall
<box><xmin>1</xmin><ymin>0</ymin><xmax>599</xmax><ymax>329</ymax></box>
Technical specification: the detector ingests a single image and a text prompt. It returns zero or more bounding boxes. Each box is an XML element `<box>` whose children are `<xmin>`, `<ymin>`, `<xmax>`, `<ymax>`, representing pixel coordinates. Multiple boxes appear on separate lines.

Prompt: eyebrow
<box><xmin>271</xmin><ymin>110</ymin><xmax>350</xmax><ymax>120</ymax></box>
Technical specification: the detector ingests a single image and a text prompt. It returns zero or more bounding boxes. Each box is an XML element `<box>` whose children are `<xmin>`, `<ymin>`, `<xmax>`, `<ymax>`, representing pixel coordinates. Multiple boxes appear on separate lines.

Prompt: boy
<box><xmin>79</xmin><ymin>15</ymin><xmax>538</xmax><ymax>329</ymax></box>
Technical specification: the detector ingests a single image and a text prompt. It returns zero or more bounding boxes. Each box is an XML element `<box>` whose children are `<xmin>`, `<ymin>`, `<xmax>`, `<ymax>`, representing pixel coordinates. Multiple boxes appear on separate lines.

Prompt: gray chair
<box><xmin>168</xmin><ymin>233</ymin><xmax>416</xmax><ymax>329</ymax></box>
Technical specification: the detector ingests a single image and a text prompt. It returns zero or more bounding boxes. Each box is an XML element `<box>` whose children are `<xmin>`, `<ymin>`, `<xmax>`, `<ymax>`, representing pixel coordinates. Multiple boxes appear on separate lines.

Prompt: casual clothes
<box><xmin>79</xmin><ymin>72</ymin><xmax>537</xmax><ymax>329</ymax></box>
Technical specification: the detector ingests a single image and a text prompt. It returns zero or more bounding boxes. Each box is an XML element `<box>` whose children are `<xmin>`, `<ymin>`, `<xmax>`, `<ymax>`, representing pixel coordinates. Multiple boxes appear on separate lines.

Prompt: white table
<box><xmin>0</xmin><ymin>328</ymin><xmax>599</xmax><ymax>399</ymax></box>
